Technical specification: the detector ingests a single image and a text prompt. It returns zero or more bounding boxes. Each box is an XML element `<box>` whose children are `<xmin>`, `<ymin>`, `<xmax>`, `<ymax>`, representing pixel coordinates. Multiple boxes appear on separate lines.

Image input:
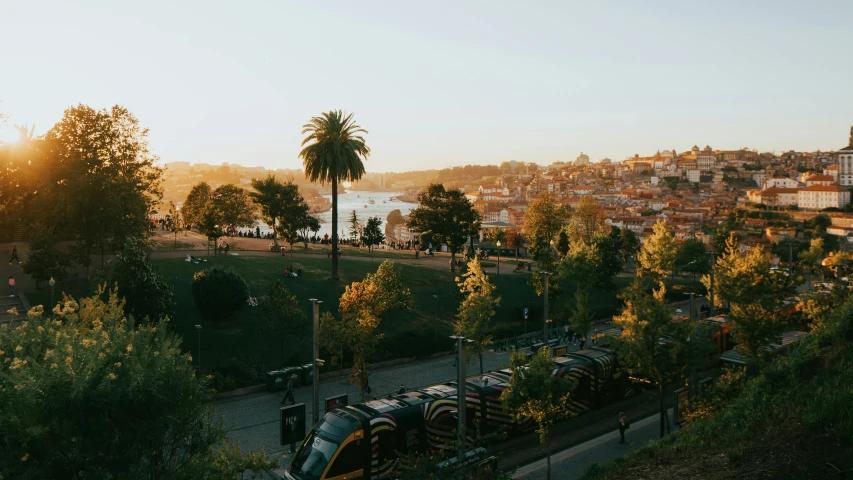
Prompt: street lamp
<box><xmin>309</xmin><ymin>299</ymin><xmax>323</xmax><ymax>425</ymax></box>
<box><xmin>542</xmin><ymin>271</ymin><xmax>550</xmax><ymax>345</ymax></box>
<box><xmin>432</xmin><ymin>294</ymin><xmax>439</xmax><ymax>341</ymax></box>
<box><xmin>49</xmin><ymin>277</ymin><xmax>56</xmax><ymax>307</ymax></box>
<box><xmin>450</xmin><ymin>335</ymin><xmax>473</xmax><ymax>462</ymax></box>
<box><xmin>496</xmin><ymin>241</ymin><xmax>501</xmax><ymax>275</ymax></box>
<box><xmin>195</xmin><ymin>325</ymin><xmax>202</xmax><ymax>375</ymax></box>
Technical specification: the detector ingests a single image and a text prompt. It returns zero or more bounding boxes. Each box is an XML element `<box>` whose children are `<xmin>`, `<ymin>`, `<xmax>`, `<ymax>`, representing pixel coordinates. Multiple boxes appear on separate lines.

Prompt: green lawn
<box><xmin>27</xmin><ymin>257</ymin><xmax>680</xmax><ymax>390</ymax></box>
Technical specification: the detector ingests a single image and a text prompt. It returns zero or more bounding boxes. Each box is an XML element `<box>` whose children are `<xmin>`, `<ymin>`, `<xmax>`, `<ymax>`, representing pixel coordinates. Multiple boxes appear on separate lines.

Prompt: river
<box><xmin>252</xmin><ymin>190</ymin><xmax>418</xmax><ymax>238</ymax></box>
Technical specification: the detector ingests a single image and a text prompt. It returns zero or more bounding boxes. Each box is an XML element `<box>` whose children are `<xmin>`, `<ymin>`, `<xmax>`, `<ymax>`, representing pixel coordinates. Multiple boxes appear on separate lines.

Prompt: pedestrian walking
<box><xmin>280</xmin><ymin>375</ymin><xmax>296</xmax><ymax>405</ymax></box>
<box><xmin>8</xmin><ymin>276</ymin><xmax>15</xmax><ymax>297</ymax></box>
<box><xmin>579</xmin><ymin>335</ymin><xmax>586</xmax><ymax>350</ymax></box>
<box><xmin>9</xmin><ymin>245</ymin><xmax>20</xmax><ymax>265</ymax></box>
<box><xmin>617</xmin><ymin>412</ymin><xmax>629</xmax><ymax>444</ymax></box>
<box><xmin>224</xmin><ymin>242</ymin><xmax>230</xmax><ymax>255</ymax></box>
<box><xmin>396</xmin><ymin>385</ymin><xmax>407</xmax><ymax>394</ymax></box>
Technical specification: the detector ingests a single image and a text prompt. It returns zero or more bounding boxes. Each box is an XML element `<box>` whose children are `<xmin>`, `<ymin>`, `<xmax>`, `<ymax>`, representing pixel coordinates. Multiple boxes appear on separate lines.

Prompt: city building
<box><xmin>839</xmin><ymin>127</ymin><xmax>853</xmax><ymax>186</ymax></box>
<box><xmin>798</xmin><ymin>185</ymin><xmax>851</xmax><ymax>210</ymax></box>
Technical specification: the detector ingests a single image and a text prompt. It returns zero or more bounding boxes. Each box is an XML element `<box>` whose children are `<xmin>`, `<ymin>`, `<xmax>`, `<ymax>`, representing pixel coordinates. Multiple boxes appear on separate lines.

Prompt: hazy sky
<box><xmin>1</xmin><ymin>1</ymin><xmax>852</xmax><ymax>172</ymax></box>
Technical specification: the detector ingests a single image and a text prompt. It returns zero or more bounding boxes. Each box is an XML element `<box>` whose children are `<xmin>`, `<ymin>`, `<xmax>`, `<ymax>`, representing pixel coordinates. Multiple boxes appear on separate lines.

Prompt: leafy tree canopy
<box><xmin>407</xmin><ymin>184</ymin><xmax>481</xmax><ymax>271</ymax></box>
<box><xmin>0</xmin><ymin>288</ymin><xmax>275</xmax><ymax>479</ymax></box>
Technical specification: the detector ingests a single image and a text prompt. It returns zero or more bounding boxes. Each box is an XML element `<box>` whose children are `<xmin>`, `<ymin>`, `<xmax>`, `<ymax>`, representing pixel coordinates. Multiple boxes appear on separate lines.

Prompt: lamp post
<box><xmin>450</xmin><ymin>335</ymin><xmax>472</xmax><ymax>462</ymax></box>
<box><xmin>309</xmin><ymin>299</ymin><xmax>322</xmax><ymax>425</ymax></box>
<box><xmin>543</xmin><ymin>271</ymin><xmax>550</xmax><ymax>345</ymax></box>
<box><xmin>496</xmin><ymin>241</ymin><xmax>501</xmax><ymax>275</ymax></box>
<box><xmin>195</xmin><ymin>324</ymin><xmax>202</xmax><ymax>375</ymax></box>
<box><xmin>432</xmin><ymin>294</ymin><xmax>439</xmax><ymax>341</ymax></box>
<box><xmin>49</xmin><ymin>277</ymin><xmax>56</xmax><ymax>307</ymax></box>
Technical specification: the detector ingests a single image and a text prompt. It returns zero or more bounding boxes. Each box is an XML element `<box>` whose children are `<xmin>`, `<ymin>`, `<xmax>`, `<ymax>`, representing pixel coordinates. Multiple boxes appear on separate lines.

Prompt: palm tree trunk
<box><xmin>331</xmin><ymin>182</ymin><xmax>339</xmax><ymax>280</ymax></box>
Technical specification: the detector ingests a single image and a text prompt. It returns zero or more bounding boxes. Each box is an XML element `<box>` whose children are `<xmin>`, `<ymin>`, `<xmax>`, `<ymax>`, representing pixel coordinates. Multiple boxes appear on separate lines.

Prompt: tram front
<box><xmin>285</xmin><ymin>411</ymin><xmax>367</xmax><ymax>480</ymax></box>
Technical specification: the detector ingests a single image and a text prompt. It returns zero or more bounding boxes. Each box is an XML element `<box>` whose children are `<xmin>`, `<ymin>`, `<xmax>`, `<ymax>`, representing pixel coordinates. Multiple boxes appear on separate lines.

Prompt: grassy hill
<box><xmin>579</xmin><ymin>297</ymin><xmax>853</xmax><ymax>480</ymax></box>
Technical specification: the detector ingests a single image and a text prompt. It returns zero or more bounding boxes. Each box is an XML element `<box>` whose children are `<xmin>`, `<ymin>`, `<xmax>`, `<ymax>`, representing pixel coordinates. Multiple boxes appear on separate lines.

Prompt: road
<box><xmin>514</xmin><ymin>409</ymin><xmax>674</xmax><ymax>480</ymax></box>
<box><xmin>215</xmin><ymin>348</ymin><xmax>514</xmax><ymax>465</ymax></box>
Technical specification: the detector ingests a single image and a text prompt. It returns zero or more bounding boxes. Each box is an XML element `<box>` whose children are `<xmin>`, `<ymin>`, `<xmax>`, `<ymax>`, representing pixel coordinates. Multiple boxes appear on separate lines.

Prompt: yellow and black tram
<box><xmin>285</xmin><ymin>347</ymin><xmax>633</xmax><ymax>480</ymax></box>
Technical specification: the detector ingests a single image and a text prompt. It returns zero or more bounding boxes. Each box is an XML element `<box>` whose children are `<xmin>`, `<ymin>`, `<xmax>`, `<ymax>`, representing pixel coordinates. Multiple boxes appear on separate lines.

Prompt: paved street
<box><xmin>514</xmin><ymin>409</ymin><xmax>674</xmax><ymax>479</ymax></box>
<box><xmin>216</xmin><ymin>348</ymin><xmax>514</xmax><ymax>461</ymax></box>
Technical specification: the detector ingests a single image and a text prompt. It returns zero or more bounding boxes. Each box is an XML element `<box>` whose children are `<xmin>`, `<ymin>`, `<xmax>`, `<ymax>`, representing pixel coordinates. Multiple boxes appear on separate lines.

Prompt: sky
<box><xmin>1</xmin><ymin>1</ymin><xmax>852</xmax><ymax>172</ymax></box>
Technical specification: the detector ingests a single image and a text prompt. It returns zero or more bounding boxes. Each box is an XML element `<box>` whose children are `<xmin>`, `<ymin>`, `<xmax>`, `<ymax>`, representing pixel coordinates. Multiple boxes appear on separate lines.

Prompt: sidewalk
<box><xmin>514</xmin><ymin>409</ymin><xmax>673</xmax><ymax>479</ymax></box>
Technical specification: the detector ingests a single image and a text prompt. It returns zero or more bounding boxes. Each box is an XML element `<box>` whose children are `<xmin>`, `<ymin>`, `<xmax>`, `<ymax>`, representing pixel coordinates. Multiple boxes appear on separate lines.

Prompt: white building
<box><xmin>804</xmin><ymin>174</ymin><xmax>836</xmax><ymax>187</ymax></box>
<box><xmin>697</xmin><ymin>146</ymin><xmax>716</xmax><ymax>171</ymax></box>
<box><xmin>687</xmin><ymin>169</ymin><xmax>701</xmax><ymax>183</ymax></box>
<box><xmin>763</xmin><ymin>176</ymin><xmax>800</xmax><ymax>190</ymax></box>
<box><xmin>798</xmin><ymin>185</ymin><xmax>850</xmax><ymax>210</ymax></box>
<box><xmin>839</xmin><ymin>127</ymin><xmax>853</xmax><ymax>186</ymax></box>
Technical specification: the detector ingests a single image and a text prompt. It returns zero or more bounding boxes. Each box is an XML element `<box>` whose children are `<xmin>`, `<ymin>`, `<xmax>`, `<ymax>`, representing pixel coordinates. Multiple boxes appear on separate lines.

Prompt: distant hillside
<box><xmin>580</xmin><ymin>299</ymin><xmax>853</xmax><ymax>480</ymax></box>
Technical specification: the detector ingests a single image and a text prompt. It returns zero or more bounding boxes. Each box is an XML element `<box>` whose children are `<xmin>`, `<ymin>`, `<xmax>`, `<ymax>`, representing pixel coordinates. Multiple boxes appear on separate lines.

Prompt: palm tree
<box><xmin>299</xmin><ymin>110</ymin><xmax>370</xmax><ymax>280</ymax></box>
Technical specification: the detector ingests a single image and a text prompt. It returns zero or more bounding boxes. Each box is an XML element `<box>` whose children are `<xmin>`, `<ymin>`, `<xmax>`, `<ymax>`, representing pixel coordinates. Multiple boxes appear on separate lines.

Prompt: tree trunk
<box><xmin>331</xmin><ymin>182</ymin><xmax>339</xmax><ymax>280</ymax></box>
<box><xmin>659</xmin><ymin>383</ymin><xmax>666</xmax><ymax>438</ymax></box>
<box><xmin>479</xmin><ymin>352</ymin><xmax>483</xmax><ymax>374</ymax></box>
<box><xmin>450</xmin><ymin>251</ymin><xmax>456</xmax><ymax>273</ymax></box>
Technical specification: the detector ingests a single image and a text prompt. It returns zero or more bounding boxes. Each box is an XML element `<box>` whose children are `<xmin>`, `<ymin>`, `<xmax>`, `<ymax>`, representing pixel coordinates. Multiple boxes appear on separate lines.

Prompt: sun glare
<box><xmin>0</xmin><ymin>128</ymin><xmax>19</xmax><ymax>144</ymax></box>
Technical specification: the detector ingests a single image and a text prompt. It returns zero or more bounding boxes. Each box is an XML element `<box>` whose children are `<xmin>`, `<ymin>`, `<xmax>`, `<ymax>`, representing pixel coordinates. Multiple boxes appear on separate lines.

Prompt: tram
<box><xmin>285</xmin><ymin>347</ymin><xmax>634</xmax><ymax>480</ymax></box>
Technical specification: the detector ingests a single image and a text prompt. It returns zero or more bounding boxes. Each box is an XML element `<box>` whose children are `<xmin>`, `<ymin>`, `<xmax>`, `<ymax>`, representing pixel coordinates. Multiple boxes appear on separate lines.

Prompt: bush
<box><xmin>95</xmin><ymin>239</ymin><xmax>174</xmax><ymax>322</ymax></box>
<box><xmin>191</xmin><ymin>267</ymin><xmax>249</xmax><ymax>320</ymax></box>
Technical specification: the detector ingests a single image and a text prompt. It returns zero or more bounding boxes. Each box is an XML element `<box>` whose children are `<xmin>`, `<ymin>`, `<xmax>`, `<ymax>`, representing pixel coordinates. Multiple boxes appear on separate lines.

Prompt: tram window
<box><xmin>326</xmin><ymin>440</ymin><xmax>361</xmax><ymax>477</ymax></box>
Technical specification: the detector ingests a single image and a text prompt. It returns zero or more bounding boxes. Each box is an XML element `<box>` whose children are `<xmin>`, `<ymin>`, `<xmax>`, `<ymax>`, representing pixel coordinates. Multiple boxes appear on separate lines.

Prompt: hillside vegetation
<box><xmin>580</xmin><ymin>297</ymin><xmax>853</xmax><ymax>480</ymax></box>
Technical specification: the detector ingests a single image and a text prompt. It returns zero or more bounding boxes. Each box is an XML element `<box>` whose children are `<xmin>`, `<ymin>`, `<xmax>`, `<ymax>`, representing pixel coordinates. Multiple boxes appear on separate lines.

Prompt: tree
<box><xmin>492</xmin><ymin>227</ymin><xmax>507</xmax><ymax>246</ymax></box>
<box><xmin>296</xmin><ymin>213</ymin><xmax>321</xmax><ymax>249</ymax></box>
<box><xmin>250</xmin><ymin>174</ymin><xmax>294</xmax><ymax>245</ymax></box>
<box><xmin>349</xmin><ymin>210</ymin><xmax>361</xmax><ymax>246</ymax></box>
<box><xmin>522</xmin><ymin>192</ymin><xmax>570</xmax><ymax>269</ymax></box>
<box><xmin>455</xmin><ymin>257</ymin><xmax>501</xmax><ymax>374</ymax></box>
<box><xmin>506</xmin><ymin>229</ymin><xmax>525</xmax><ymax>261</ymax></box>
<box><xmin>165</xmin><ymin>202</ymin><xmax>183</xmax><ymax>248</ymax></box>
<box><xmin>637</xmin><ymin>220</ymin><xmax>678</xmax><ymax>285</ymax></box>
<box><xmin>675</xmin><ymin>237</ymin><xmax>712</xmax><ymax>282</ymax></box>
<box><xmin>300</xmin><ymin>110</ymin><xmax>370</xmax><ymax>281</ymax></box>
<box><xmin>182</xmin><ymin>182</ymin><xmax>213</xmax><ymax>227</ymax></box>
<box><xmin>320</xmin><ymin>261</ymin><xmax>412</xmax><ymax>400</ymax></box>
<box><xmin>272</xmin><ymin>184</ymin><xmax>313</xmax><ymax>256</ymax></box>
<box><xmin>96</xmin><ymin>239</ymin><xmax>174</xmax><ymax>323</ymax></box>
<box><xmin>501</xmin><ymin>346</ymin><xmax>576</xmax><ymax>480</ymax></box>
<box><xmin>407</xmin><ymin>184</ymin><xmax>481</xmax><ymax>273</ymax></box>
<box><xmin>619</xmin><ymin>227</ymin><xmax>640</xmax><ymax>264</ymax></box>
<box><xmin>559</xmin><ymin>239</ymin><xmax>601</xmax><ymax>288</ymax></box>
<box><xmin>568</xmin><ymin>288</ymin><xmax>595</xmax><ymax>346</ymax></box>
<box><xmin>211</xmin><ymin>184</ymin><xmax>256</xmax><ymax>233</ymax></box>
<box><xmin>570</xmin><ymin>196</ymin><xmax>605</xmax><ymax>244</ymax></box>
<box><xmin>256</xmin><ymin>280</ymin><xmax>308</xmax><ymax>365</ymax></box>
<box><xmin>0</xmin><ymin>288</ymin><xmax>275</xmax><ymax>479</ymax></box>
<box><xmin>798</xmin><ymin>237</ymin><xmax>824</xmax><ymax>286</ymax></box>
<box><xmin>612</xmin><ymin>278</ymin><xmax>698</xmax><ymax>438</ymax></box>
<box><xmin>196</xmin><ymin>203</ymin><xmax>225</xmax><ymax>257</ymax></box>
<box><xmin>556</xmin><ymin>231</ymin><xmax>570</xmax><ymax>257</ymax></box>
<box><xmin>21</xmin><ymin>223</ymin><xmax>73</xmax><ymax>285</ymax></box>
<box><xmin>703</xmin><ymin>237</ymin><xmax>796</xmax><ymax>359</ymax></box>
<box><xmin>593</xmin><ymin>227</ymin><xmax>627</xmax><ymax>285</ymax></box>
<box><xmin>362</xmin><ymin>216</ymin><xmax>384</xmax><ymax>259</ymax></box>
<box><xmin>32</xmin><ymin>105</ymin><xmax>163</xmax><ymax>280</ymax></box>
<box><xmin>385</xmin><ymin>209</ymin><xmax>405</xmax><ymax>241</ymax></box>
